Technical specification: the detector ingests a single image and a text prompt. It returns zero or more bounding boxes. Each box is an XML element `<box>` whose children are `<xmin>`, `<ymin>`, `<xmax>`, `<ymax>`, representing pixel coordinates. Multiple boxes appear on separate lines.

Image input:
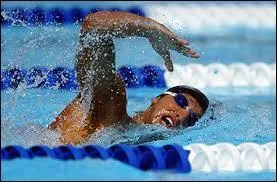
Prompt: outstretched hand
<box><xmin>149</xmin><ymin>32</ymin><xmax>200</xmax><ymax>72</ymax></box>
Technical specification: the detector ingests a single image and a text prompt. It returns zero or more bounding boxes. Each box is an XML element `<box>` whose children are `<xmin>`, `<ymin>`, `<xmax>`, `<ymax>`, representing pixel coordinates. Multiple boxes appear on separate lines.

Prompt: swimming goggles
<box><xmin>161</xmin><ymin>91</ymin><xmax>199</xmax><ymax>126</ymax></box>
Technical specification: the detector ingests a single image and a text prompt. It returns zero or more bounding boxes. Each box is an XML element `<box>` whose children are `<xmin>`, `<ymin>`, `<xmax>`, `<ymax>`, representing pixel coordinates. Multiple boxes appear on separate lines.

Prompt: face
<box><xmin>143</xmin><ymin>93</ymin><xmax>204</xmax><ymax>128</ymax></box>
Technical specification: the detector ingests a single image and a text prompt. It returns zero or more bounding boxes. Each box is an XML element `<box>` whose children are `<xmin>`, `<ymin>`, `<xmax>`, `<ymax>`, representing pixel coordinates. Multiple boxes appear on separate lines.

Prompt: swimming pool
<box><xmin>1</xmin><ymin>1</ymin><xmax>276</xmax><ymax>181</ymax></box>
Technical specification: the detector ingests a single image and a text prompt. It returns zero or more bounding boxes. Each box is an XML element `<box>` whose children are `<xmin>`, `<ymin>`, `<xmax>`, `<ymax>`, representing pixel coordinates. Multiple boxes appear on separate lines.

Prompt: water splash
<box><xmin>1</xmin><ymin>10</ymin><xmax>27</xmax><ymax>26</ymax></box>
<box><xmin>1</xmin><ymin>120</ymin><xmax>61</xmax><ymax>147</ymax></box>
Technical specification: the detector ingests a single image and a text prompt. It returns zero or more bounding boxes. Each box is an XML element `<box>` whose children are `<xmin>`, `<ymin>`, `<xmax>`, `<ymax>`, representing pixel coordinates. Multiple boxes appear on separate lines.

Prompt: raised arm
<box><xmin>49</xmin><ymin>11</ymin><xmax>200</xmax><ymax>145</ymax></box>
<box><xmin>81</xmin><ymin>11</ymin><xmax>199</xmax><ymax>71</ymax></box>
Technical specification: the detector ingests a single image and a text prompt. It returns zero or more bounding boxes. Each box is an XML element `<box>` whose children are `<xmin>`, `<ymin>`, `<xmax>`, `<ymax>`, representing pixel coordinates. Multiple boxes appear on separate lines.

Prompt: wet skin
<box><xmin>134</xmin><ymin>93</ymin><xmax>204</xmax><ymax>128</ymax></box>
<box><xmin>48</xmin><ymin>11</ymin><xmax>203</xmax><ymax>145</ymax></box>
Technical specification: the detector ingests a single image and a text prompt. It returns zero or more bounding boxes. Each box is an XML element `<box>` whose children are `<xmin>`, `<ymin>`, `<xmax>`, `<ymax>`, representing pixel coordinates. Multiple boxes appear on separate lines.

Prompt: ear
<box><xmin>151</xmin><ymin>97</ymin><xmax>159</xmax><ymax>105</ymax></box>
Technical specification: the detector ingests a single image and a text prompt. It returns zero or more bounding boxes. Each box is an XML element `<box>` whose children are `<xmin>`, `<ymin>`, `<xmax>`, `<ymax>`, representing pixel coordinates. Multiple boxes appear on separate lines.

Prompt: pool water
<box><xmin>1</xmin><ymin>87</ymin><xmax>276</xmax><ymax>147</ymax></box>
<box><xmin>1</xmin><ymin>87</ymin><xmax>276</xmax><ymax>180</ymax></box>
<box><xmin>1</xmin><ymin>25</ymin><xmax>276</xmax><ymax>69</ymax></box>
<box><xmin>1</xmin><ymin>1</ymin><xmax>276</xmax><ymax>181</ymax></box>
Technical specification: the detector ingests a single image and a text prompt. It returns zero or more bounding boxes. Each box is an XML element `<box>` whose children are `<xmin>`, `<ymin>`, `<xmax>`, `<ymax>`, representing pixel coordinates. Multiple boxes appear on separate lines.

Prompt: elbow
<box><xmin>81</xmin><ymin>14</ymin><xmax>96</xmax><ymax>32</ymax></box>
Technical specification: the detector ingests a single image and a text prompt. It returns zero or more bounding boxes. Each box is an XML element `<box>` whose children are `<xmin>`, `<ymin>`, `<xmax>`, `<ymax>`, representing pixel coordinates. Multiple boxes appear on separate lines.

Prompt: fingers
<box><xmin>175</xmin><ymin>44</ymin><xmax>200</xmax><ymax>58</ymax></box>
<box><xmin>176</xmin><ymin>38</ymin><xmax>189</xmax><ymax>46</ymax></box>
<box><xmin>173</xmin><ymin>38</ymin><xmax>200</xmax><ymax>58</ymax></box>
<box><xmin>187</xmin><ymin>49</ymin><xmax>200</xmax><ymax>58</ymax></box>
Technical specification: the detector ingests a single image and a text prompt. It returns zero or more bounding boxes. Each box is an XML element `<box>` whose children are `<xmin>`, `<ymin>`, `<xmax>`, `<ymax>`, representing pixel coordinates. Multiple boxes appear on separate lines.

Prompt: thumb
<box><xmin>163</xmin><ymin>51</ymin><xmax>173</xmax><ymax>72</ymax></box>
<box><xmin>149</xmin><ymin>38</ymin><xmax>174</xmax><ymax>72</ymax></box>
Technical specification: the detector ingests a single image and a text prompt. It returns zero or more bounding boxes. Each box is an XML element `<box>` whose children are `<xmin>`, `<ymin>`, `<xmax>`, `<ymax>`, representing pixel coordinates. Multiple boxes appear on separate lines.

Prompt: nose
<box><xmin>174</xmin><ymin>108</ymin><xmax>190</xmax><ymax>126</ymax></box>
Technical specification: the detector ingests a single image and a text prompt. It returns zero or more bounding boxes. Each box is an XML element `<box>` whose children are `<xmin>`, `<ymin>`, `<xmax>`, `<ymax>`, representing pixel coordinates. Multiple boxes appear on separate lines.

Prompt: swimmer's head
<box><xmin>134</xmin><ymin>85</ymin><xmax>209</xmax><ymax>128</ymax></box>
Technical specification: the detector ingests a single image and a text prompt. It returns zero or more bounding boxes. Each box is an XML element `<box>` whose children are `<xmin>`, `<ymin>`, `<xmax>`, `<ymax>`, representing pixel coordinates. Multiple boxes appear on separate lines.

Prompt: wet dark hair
<box><xmin>164</xmin><ymin>85</ymin><xmax>209</xmax><ymax>113</ymax></box>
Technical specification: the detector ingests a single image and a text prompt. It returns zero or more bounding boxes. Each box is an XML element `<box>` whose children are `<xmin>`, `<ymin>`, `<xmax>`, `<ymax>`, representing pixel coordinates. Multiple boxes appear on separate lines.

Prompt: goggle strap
<box><xmin>163</xmin><ymin>91</ymin><xmax>177</xmax><ymax>97</ymax></box>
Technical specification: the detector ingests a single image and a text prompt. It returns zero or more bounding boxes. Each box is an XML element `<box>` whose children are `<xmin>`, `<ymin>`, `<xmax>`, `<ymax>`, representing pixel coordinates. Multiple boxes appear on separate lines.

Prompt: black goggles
<box><xmin>160</xmin><ymin>91</ymin><xmax>199</xmax><ymax>126</ymax></box>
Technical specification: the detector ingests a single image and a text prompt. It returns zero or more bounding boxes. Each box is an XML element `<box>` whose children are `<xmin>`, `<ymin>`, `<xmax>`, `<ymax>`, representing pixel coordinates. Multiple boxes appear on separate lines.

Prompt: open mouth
<box><xmin>161</xmin><ymin>115</ymin><xmax>174</xmax><ymax>128</ymax></box>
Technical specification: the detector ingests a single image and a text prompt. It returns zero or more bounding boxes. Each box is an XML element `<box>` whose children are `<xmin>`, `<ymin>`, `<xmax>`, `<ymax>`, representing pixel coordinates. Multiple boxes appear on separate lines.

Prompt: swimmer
<box><xmin>48</xmin><ymin>11</ymin><xmax>209</xmax><ymax>145</ymax></box>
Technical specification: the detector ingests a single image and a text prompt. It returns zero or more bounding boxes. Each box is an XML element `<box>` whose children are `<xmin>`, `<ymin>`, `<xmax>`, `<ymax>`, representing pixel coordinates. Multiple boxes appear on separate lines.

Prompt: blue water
<box><xmin>1</xmin><ymin>87</ymin><xmax>276</xmax><ymax>146</ymax></box>
<box><xmin>1</xmin><ymin>158</ymin><xmax>275</xmax><ymax>180</ymax></box>
<box><xmin>1</xmin><ymin>87</ymin><xmax>276</xmax><ymax>180</ymax></box>
<box><xmin>1</xmin><ymin>1</ymin><xmax>276</xmax><ymax>181</ymax></box>
<box><xmin>1</xmin><ymin>26</ymin><xmax>276</xmax><ymax>69</ymax></box>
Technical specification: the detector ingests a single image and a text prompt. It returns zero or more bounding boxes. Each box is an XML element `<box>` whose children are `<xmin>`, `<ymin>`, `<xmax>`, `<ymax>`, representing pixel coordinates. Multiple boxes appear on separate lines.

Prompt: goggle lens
<box><xmin>174</xmin><ymin>93</ymin><xmax>188</xmax><ymax>108</ymax></box>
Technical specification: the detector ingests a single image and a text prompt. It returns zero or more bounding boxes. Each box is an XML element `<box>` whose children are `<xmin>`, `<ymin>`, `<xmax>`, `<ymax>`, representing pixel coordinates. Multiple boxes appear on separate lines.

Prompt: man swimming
<box><xmin>48</xmin><ymin>11</ymin><xmax>209</xmax><ymax>145</ymax></box>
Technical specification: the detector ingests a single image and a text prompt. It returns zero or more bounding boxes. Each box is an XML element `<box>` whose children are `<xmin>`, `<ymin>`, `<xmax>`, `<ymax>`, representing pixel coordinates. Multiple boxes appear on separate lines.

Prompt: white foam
<box><xmin>1</xmin><ymin>120</ymin><xmax>61</xmax><ymax>147</ymax></box>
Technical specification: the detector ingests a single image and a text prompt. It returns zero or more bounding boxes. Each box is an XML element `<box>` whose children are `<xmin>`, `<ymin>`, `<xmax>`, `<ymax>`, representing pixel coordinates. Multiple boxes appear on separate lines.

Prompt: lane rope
<box><xmin>1</xmin><ymin>144</ymin><xmax>191</xmax><ymax>172</ymax></box>
<box><xmin>2</xmin><ymin>3</ymin><xmax>275</xmax><ymax>31</ymax></box>
<box><xmin>146</xmin><ymin>3</ymin><xmax>276</xmax><ymax>32</ymax></box>
<box><xmin>1</xmin><ymin>63</ymin><xmax>275</xmax><ymax>90</ymax></box>
<box><xmin>164</xmin><ymin>63</ymin><xmax>276</xmax><ymax>88</ymax></box>
<box><xmin>1</xmin><ymin>6</ymin><xmax>146</xmax><ymax>26</ymax></box>
<box><xmin>184</xmin><ymin>142</ymin><xmax>276</xmax><ymax>172</ymax></box>
<box><xmin>1</xmin><ymin>142</ymin><xmax>275</xmax><ymax>172</ymax></box>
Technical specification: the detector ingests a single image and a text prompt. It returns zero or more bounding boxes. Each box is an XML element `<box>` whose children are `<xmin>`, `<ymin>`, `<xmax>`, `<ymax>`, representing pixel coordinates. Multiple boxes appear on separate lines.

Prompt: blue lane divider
<box><xmin>1</xmin><ymin>144</ymin><xmax>191</xmax><ymax>172</ymax></box>
<box><xmin>1</xmin><ymin>6</ymin><xmax>146</xmax><ymax>26</ymax></box>
<box><xmin>1</xmin><ymin>65</ymin><xmax>166</xmax><ymax>90</ymax></box>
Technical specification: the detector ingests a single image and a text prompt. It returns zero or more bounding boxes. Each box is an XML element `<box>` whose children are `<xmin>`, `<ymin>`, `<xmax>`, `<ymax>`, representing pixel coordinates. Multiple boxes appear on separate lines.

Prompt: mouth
<box><xmin>161</xmin><ymin>115</ymin><xmax>175</xmax><ymax>128</ymax></box>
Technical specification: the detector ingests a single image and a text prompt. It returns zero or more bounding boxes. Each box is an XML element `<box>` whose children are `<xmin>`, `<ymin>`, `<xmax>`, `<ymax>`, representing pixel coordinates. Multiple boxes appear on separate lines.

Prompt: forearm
<box><xmin>81</xmin><ymin>11</ymin><xmax>176</xmax><ymax>40</ymax></box>
<box><xmin>113</xmin><ymin>17</ymin><xmax>177</xmax><ymax>41</ymax></box>
<box><xmin>76</xmin><ymin>41</ymin><xmax>116</xmax><ymax>92</ymax></box>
